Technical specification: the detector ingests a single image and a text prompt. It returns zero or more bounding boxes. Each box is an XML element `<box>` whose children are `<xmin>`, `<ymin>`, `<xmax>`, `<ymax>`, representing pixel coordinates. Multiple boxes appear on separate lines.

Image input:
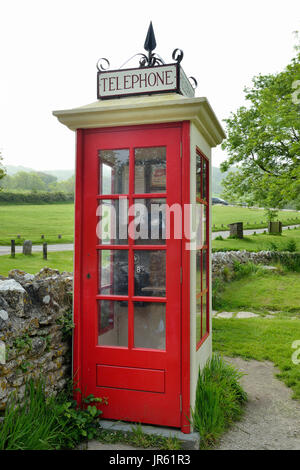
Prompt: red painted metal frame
<box><xmin>196</xmin><ymin>148</ymin><xmax>210</xmax><ymax>350</ymax></box>
<box><xmin>73</xmin><ymin>129</ymin><xmax>83</xmax><ymax>404</ymax></box>
<box><xmin>74</xmin><ymin>122</ymin><xmax>188</xmax><ymax>429</ymax></box>
<box><xmin>181</xmin><ymin>121</ymin><xmax>191</xmax><ymax>433</ymax></box>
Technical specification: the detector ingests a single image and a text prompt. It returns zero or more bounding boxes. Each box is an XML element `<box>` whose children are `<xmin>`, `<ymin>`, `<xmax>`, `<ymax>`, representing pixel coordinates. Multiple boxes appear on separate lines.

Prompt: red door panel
<box><xmin>77</xmin><ymin>124</ymin><xmax>182</xmax><ymax>427</ymax></box>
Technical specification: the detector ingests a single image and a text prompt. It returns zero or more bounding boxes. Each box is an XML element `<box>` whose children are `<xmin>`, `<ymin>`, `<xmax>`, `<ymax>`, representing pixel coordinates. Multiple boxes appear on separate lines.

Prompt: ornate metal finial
<box><xmin>138</xmin><ymin>21</ymin><xmax>164</xmax><ymax>68</ymax></box>
<box><xmin>144</xmin><ymin>21</ymin><xmax>157</xmax><ymax>53</ymax></box>
<box><xmin>96</xmin><ymin>22</ymin><xmax>198</xmax><ymax>95</ymax></box>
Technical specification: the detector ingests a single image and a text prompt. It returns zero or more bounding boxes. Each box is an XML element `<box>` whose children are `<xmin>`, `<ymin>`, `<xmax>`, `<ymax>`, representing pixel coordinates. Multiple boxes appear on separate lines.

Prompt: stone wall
<box><xmin>0</xmin><ymin>268</ymin><xmax>73</xmax><ymax>410</ymax></box>
<box><xmin>212</xmin><ymin>250</ymin><xmax>299</xmax><ymax>278</ymax></box>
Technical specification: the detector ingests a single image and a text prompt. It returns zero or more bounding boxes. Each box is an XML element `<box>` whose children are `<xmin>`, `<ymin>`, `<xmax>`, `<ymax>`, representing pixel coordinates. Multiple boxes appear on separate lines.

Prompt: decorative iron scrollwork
<box><xmin>139</xmin><ymin>52</ymin><xmax>165</xmax><ymax>68</ymax></box>
<box><xmin>96</xmin><ymin>58</ymin><xmax>110</xmax><ymax>72</ymax></box>
<box><xmin>189</xmin><ymin>76</ymin><xmax>198</xmax><ymax>89</ymax></box>
<box><xmin>172</xmin><ymin>49</ymin><xmax>184</xmax><ymax>64</ymax></box>
<box><xmin>96</xmin><ymin>22</ymin><xmax>197</xmax><ymax>90</ymax></box>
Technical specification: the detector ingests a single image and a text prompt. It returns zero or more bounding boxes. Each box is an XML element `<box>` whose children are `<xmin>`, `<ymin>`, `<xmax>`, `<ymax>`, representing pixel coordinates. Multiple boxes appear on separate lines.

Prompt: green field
<box><xmin>0</xmin><ymin>252</ymin><xmax>74</xmax><ymax>276</ymax></box>
<box><xmin>212</xmin><ymin>205</ymin><xmax>300</xmax><ymax>231</ymax></box>
<box><xmin>0</xmin><ymin>203</ymin><xmax>74</xmax><ymax>245</ymax></box>
<box><xmin>0</xmin><ymin>204</ymin><xmax>300</xmax><ymax>245</ymax></box>
<box><xmin>212</xmin><ymin>227</ymin><xmax>300</xmax><ymax>252</ymax></box>
<box><xmin>215</xmin><ymin>269</ymin><xmax>300</xmax><ymax>315</ymax></box>
<box><xmin>213</xmin><ymin>318</ymin><xmax>300</xmax><ymax>399</ymax></box>
<box><xmin>0</xmin><ymin>203</ymin><xmax>299</xmax><ymax>245</ymax></box>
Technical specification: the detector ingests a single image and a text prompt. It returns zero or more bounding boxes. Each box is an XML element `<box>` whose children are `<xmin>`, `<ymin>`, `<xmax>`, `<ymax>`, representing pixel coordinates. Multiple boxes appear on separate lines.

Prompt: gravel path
<box><xmin>215</xmin><ymin>357</ymin><xmax>300</xmax><ymax>450</ymax></box>
<box><xmin>0</xmin><ymin>224</ymin><xmax>299</xmax><ymax>256</ymax></box>
<box><xmin>0</xmin><ymin>243</ymin><xmax>74</xmax><ymax>255</ymax></box>
<box><xmin>212</xmin><ymin>224</ymin><xmax>300</xmax><ymax>239</ymax></box>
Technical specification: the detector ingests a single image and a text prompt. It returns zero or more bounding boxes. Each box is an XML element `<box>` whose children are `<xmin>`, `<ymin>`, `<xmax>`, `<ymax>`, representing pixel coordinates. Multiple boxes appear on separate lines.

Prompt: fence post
<box><xmin>11</xmin><ymin>239</ymin><xmax>15</xmax><ymax>258</ymax></box>
<box><xmin>43</xmin><ymin>242</ymin><xmax>47</xmax><ymax>260</ymax></box>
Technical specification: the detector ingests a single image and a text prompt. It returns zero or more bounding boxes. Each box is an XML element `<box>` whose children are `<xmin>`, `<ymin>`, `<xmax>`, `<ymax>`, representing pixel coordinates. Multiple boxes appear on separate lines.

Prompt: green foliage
<box><xmin>0</xmin><ymin>378</ymin><xmax>107</xmax><ymax>450</ymax></box>
<box><xmin>212</xmin><ymin>277</ymin><xmax>225</xmax><ymax>310</ymax></box>
<box><xmin>56</xmin><ymin>309</ymin><xmax>75</xmax><ymax>338</ymax></box>
<box><xmin>215</xmin><ymin>235</ymin><xmax>224</xmax><ymax>241</ymax></box>
<box><xmin>222</xmin><ymin>265</ymin><xmax>232</xmax><ymax>282</ymax></box>
<box><xmin>0</xmin><ymin>380</ymin><xmax>64</xmax><ymax>450</ymax></box>
<box><xmin>221</xmin><ymin>46</ymin><xmax>300</xmax><ymax>209</ymax></box>
<box><xmin>0</xmin><ymin>170</ymin><xmax>74</xmax><ymax>195</ymax></box>
<box><xmin>98</xmin><ymin>425</ymin><xmax>181</xmax><ymax>450</ymax></box>
<box><xmin>0</xmin><ymin>190</ymin><xmax>74</xmax><ymax>204</ymax></box>
<box><xmin>61</xmin><ymin>392</ymin><xmax>106</xmax><ymax>442</ymax></box>
<box><xmin>286</xmin><ymin>239</ymin><xmax>297</xmax><ymax>252</ymax></box>
<box><xmin>232</xmin><ymin>261</ymin><xmax>264</xmax><ymax>279</ymax></box>
<box><xmin>191</xmin><ymin>354</ymin><xmax>247</xmax><ymax>449</ymax></box>
<box><xmin>268</xmin><ymin>241</ymin><xmax>279</xmax><ymax>250</ymax></box>
<box><xmin>264</xmin><ymin>208</ymin><xmax>278</xmax><ymax>222</ymax></box>
<box><xmin>0</xmin><ymin>152</ymin><xmax>6</xmax><ymax>187</ymax></box>
<box><xmin>128</xmin><ymin>424</ymin><xmax>180</xmax><ymax>450</ymax></box>
<box><xmin>13</xmin><ymin>334</ymin><xmax>32</xmax><ymax>352</ymax></box>
<box><xmin>272</xmin><ymin>252</ymin><xmax>300</xmax><ymax>272</ymax></box>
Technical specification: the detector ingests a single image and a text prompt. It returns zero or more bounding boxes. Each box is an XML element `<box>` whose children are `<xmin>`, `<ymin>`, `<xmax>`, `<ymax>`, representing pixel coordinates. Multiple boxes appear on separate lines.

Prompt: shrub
<box><xmin>285</xmin><ymin>239</ymin><xmax>297</xmax><ymax>252</ymax></box>
<box><xmin>0</xmin><ymin>191</ymin><xmax>74</xmax><ymax>204</ymax></box>
<box><xmin>212</xmin><ymin>277</ymin><xmax>225</xmax><ymax>309</ymax></box>
<box><xmin>269</xmin><ymin>241</ymin><xmax>279</xmax><ymax>251</ymax></box>
<box><xmin>0</xmin><ymin>378</ymin><xmax>107</xmax><ymax>450</ymax></box>
<box><xmin>191</xmin><ymin>354</ymin><xmax>247</xmax><ymax>449</ymax></box>
<box><xmin>215</xmin><ymin>235</ymin><xmax>224</xmax><ymax>241</ymax></box>
<box><xmin>272</xmin><ymin>252</ymin><xmax>300</xmax><ymax>272</ymax></box>
<box><xmin>232</xmin><ymin>261</ymin><xmax>263</xmax><ymax>279</ymax></box>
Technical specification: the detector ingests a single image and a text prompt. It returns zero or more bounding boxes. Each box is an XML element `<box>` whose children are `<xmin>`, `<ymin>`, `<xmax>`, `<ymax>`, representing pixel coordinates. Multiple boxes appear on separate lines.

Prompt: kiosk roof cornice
<box><xmin>53</xmin><ymin>94</ymin><xmax>226</xmax><ymax>147</ymax></box>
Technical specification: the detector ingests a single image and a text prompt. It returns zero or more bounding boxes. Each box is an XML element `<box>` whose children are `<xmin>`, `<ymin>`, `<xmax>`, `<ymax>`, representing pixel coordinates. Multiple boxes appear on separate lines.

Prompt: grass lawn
<box><xmin>0</xmin><ymin>203</ymin><xmax>299</xmax><ymax>246</ymax></box>
<box><xmin>0</xmin><ymin>252</ymin><xmax>74</xmax><ymax>277</ymax></box>
<box><xmin>214</xmin><ymin>269</ymin><xmax>300</xmax><ymax>315</ymax></box>
<box><xmin>212</xmin><ymin>205</ymin><xmax>300</xmax><ymax>231</ymax></box>
<box><xmin>213</xmin><ymin>318</ymin><xmax>300</xmax><ymax>400</ymax></box>
<box><xmin>212</xmin><ymin>227</ymin><xmax>300</xmax><ymax>252</ymax></box>
<box><xmin>0</xmin><ymin>203</ymin><xmax>74</xmax><ymax>245</ymax></box>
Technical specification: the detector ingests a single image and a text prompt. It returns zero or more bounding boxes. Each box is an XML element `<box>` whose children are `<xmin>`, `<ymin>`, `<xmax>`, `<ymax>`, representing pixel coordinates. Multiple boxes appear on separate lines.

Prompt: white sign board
<box><xmin>97</xmin><ymin>63</ymin><xmax>194</xmax><ymax>100</ymax></box>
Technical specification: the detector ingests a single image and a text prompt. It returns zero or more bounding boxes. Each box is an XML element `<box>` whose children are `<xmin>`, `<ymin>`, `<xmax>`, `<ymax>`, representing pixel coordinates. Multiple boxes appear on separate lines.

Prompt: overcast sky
<box><xmin>0</xmin><ymin>0</ymin><xmax>299</xmax><ymax>171</ymax></box>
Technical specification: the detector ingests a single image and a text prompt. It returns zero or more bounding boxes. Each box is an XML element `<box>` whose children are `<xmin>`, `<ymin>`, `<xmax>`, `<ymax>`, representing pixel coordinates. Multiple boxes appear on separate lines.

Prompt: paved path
<box><xmin>212</xmin><ymin>224</ymin><xmax>300</xmax><ymax>240</ymax></box>
<box><xmin>0</xmin><ymin>243</ymin><xmax>74</xmax><ymax>255</ymax></box>
<box><xmin>215</xmin><ymin>357</ymin><xmax>300</xmax><ymax>450</ymax></box>
<box><xmin>0</xmin><ymin>224</ymin><xmax>299</xmax><ymax>256</ymax></box>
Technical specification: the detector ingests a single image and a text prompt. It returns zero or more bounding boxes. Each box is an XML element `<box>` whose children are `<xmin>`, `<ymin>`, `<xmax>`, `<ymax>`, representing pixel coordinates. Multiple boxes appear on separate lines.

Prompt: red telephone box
<box><xmin>53</xmin><ymin>43</ymin><xmax>225</xmax><ymax>433</ymax></box>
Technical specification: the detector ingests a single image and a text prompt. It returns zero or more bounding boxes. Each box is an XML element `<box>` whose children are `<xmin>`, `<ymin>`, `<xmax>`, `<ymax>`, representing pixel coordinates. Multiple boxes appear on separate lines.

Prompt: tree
<box><xmin>221</xmin><ymin>42</ymin><xmax>300</xmax><ymax>209</ymax></box>
<box><xmin>53</xmin><ymin>175</ymin><xmax>75</xmax><ymax>194</ymax></box>
<box><xmin>0</xmin><ymin>152</ymin><xmax>6</xmax><ymax>191</ymax></box>
<box><xmin>12</xmin><ymin>171</ymin><xmax>47</xmax><ymax>191</ymax></box>
<box><xmin>0</xmin><ymin>152</ymin><xmax>5</xmax><ymax>188</ymax></box>
<box><xmin>36</xmin><ymin>171</ymin><xmax>57</xmax><ymax>189</ymax></box>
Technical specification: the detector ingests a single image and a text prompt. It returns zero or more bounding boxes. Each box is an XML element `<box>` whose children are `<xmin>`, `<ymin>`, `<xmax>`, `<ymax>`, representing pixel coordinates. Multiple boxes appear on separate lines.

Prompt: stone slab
<box><xmin>236</xmin><ymin>312</ymin><xmax>259</xmax><ymax>319</ymax></box>
<box><xmin>99</xmin><ymin>420</ymin><xmax>200</xmax><ymax>450</ymax></box>
<box><xmin>216</xmin><ymin>312</ymin><xmax>233</xmax><ymax>319</ymax></box>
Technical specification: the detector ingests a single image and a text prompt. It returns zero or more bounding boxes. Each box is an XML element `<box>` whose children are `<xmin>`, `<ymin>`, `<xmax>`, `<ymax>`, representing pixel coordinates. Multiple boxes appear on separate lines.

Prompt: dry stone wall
<box><xmin>212</xmin><ymin>250</ymin><xmax>299</xmax><ymax>278</ymax></box>
<box><xmin>0</xmin><ymin>268</ymin><xmax>73</xmax><ymax>410</ymax></box>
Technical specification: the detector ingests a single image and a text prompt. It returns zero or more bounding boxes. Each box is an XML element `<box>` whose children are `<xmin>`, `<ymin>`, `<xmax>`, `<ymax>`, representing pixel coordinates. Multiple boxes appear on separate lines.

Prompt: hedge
<box><xmin>0</xmin><ymin>191</ymin><xmax>74</xmax><ymax>204</ymax></box>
